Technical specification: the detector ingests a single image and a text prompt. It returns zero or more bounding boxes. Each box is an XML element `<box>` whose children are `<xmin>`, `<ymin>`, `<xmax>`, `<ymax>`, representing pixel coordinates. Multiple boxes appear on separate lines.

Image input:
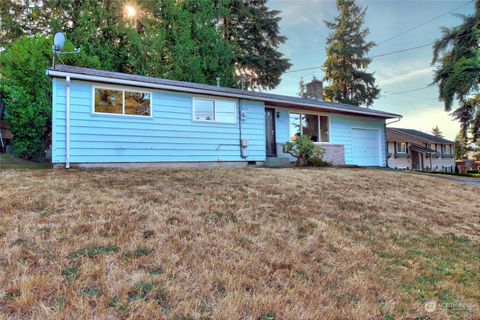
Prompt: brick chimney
<box><xmin>305</xmin><ymin>79</ymin><xmax>323</xmax><ymax>101</ymax></box>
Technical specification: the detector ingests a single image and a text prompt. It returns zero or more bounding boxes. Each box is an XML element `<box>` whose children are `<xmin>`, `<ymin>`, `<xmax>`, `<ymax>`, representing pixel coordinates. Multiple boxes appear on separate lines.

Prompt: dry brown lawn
<box><xmin>0</xmin><ymin>167</ymin><xmax>479</xmax><ymax>320</ymax></box>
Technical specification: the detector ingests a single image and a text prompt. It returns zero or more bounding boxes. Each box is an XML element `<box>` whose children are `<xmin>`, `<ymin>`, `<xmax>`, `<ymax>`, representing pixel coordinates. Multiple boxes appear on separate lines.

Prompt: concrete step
<box><xmin>264</xmin><ymin>156</ymin><xmax>293</xmax><ymax>168</ymax></box>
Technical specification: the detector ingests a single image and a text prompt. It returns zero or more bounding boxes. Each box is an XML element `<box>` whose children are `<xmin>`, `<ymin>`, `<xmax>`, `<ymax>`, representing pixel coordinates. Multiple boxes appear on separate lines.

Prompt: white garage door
<box><xmin>351</xmin><ymin>128</ymin><xmax>381</xmax><ymax>166</ymax></box>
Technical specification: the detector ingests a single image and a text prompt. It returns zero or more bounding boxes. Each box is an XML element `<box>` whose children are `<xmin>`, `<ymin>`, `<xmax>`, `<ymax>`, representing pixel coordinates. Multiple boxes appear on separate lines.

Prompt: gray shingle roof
<box><xmin>47</xmin><ymin>65</ymin><xmax>401</xmax><ymax>119</ymax></box>
<box><xmin>388</xmin><ymin>128</ymin><xmax>454</xmax><ymax>144</ymax></box>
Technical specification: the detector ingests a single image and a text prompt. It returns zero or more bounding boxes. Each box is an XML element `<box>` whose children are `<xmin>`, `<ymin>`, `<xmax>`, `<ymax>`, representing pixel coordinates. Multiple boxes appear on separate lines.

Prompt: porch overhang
<box><xmin>409</xmin><ymin>144</ymin><xmax>438</xmax><ymax>154</ymax></box>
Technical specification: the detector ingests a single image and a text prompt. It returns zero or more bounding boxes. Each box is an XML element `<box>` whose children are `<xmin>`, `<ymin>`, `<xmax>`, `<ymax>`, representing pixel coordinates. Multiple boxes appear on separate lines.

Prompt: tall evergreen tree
<box><xmin>432</xmin><ymin>2</ymin><xmax>480</xmax><ymax>142</ymax></box>
<box><xmin>323</xmin><ymin>0</ymin><xmax>380</xmax><ymax>106</ymax></box>
<box><xmin>454</xmin><ymin>131</ymin><xmax>469</xmax><ymax>159</ymax></box>
<box><xmin>220</xmin><ymin>0</ymin><xmax>291</xmax><ymax>90</ymax></box>
<box><xmin>298</xmin><ymin>77</ymin><xmax>306</xmax><ymax>98</ymax></box>
<box><xmin>431</xmin><ymin>125</ymin><xmax>444</xmax><ymax>138</ymax></box>
<box><xmin>1</xmin><ymin>0</ymin><xmax>289</xmax><ymax>89</ymax></box>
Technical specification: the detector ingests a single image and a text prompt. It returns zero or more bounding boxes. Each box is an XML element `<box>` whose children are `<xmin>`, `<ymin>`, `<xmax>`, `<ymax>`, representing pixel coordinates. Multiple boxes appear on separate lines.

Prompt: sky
<box><xmin>266</xmin><ymin>0</ymin><xmax>476</xmax><ymax>140</ymax></box>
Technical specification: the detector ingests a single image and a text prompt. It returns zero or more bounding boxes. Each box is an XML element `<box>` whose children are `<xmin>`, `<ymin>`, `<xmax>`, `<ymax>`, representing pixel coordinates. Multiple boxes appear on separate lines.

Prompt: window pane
<box><xmin>215</xmin><ymin>100</ymin><xmax>236</xmax><ymax>123</ymax></box>
<box><xmin>125</xmin><ymin>91</ymin><xmax>151</xmax><ymax>116</ymax></box>
<box><xmin>289</xmin><ymin>113</ymin><xmax>301</xmax><ymax>141</ymax></box>
<box><xmin>302</xmin><ymin>114</ymin><xmax>319</xmax><ymax>142</ymax></box>
<box><xmin>319</xmin><ymin>116</ymin><xmax>329</xmax><ymax>142</ymax></box>
<box><xmin>194</xmin><ymin>99</ymin><xmax>214</xmax><ymax>121</ymax></box>
<box><xmin>95</xmin><ymin>88</ymin><xmax>122</xmax><ymax>114</ymax></box>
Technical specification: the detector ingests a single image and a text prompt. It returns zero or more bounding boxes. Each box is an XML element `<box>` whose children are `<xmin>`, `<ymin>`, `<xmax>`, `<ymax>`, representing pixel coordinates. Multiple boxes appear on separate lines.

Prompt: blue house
<box><xmin>47</xmin><ymin>65</ymin><xmax>401</xmax><ymax>168</ymax></box>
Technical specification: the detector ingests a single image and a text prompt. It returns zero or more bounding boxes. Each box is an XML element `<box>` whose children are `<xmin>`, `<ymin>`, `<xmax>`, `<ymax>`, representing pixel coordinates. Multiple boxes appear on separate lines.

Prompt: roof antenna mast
<box><xmin>52</xmin><ymin>32</ymin><xmax>81</xmax><ymax>68</ymax></box>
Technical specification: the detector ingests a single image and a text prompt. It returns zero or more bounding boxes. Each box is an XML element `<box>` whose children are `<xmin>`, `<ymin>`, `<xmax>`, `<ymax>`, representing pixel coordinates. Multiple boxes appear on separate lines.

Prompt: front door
<box><xmin>265</xmin><ymin>108</ymin><xmax>276</xmax><ymax>156</ymax></box>
<box><xmin>411</xmin><ymin>150</ymin><xmax>423</xmax><ymax>170</ymax></box>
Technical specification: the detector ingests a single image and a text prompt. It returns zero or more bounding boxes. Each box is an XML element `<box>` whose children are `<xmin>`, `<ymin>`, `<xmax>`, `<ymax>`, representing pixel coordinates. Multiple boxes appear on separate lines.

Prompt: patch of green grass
<box><xmin>166</xmin><ymin>216</ymin><xmax>179</xmax><ymax>224</ymax></box>
<box><xmin>127</xmin><ymin>281</ymin><xmax>168</xmax><ymax>306</ymax></box>
<box><xmin>62</xmin><ymin>264</ymin><xmax>79</xmax><ymax>283</ymax></box>
<box><xmin>0</xmin><ymin>153</ymin><xmax>51</xmax><ymax>170</ymax></box>
<box><xmin>297</xmin><ymin>222</ymin><xmax>316</xmax><ymax>239</ymax></box>
<box><xmin>291</xmin><ymin>270</ymin><xmax>308</xmax><ymax>282</ymax></box>
<box><xmin>390</xmin><ymin>232</ymin><xmax>479</xmax><ymax>318</ymax></box>
<box><xmin>3</xmin><ymin>289</ymin><xmax>20</xmax><ymax>302</ymax></box>
<box><xmin>69</xmin><ymin>245</ymin><xmax>119</xmax><ymax>259</ymax></box>
<box><xmin>11</xmin><ymin>238</ymin><xmax>28</xmax><ymax>246</ymax></box>
<box><xmin>123</xmin><ymin>247</ymin><xmax>152</xmax><ymax>260</ymax></box>
<box><xmin>258</xmin><ymin>313</ymin><xmax>275</xmax><ymax>320</ymax></box>
<box><xmin>128</xmin><ymin>281</ymin><xmax>156</xmax><ymax>302</ymax></box>
<box><xmin>38</xmin><ymin>226</ymin><xmax>52</xmax><ymax>234</ymax></box>
<box><xmin>82</xmin><ymin>287</ymin><xmax>102</xmax><ymax>298</ymax></box>
<box><xmin>107</xmin><ymin>297</ymin><xmax>129</xmax><ymax>316</ymax></box>
<box><xmin>147</xmin><ymin>267</ymin><xmax>164</xmax><ymax>275</ymax></box>
<box><xmin>56</xmin><ymin>297</ymin><xmax>65</xmax><ymax>309</ymax></box>
<box><xmin>228</xmin><ymin>214</ymin><xmax>238</xmax><ymax>223</ymax></box>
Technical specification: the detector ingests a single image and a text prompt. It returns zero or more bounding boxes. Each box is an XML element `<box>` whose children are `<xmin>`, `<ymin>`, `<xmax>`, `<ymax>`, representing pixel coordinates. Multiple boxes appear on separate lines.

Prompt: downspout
<box><xmin>65</xmin><ymin>75</ymin><xmax>71</xmax><ymax>169</ymax></box>
<box><xmin>238</xmin><ymin>99</ymin><xmax>247</xmax><ymax>158</ymax></box>
<box><xmin>385</xmin><ymin>116</ymin><xmax>402</xmax><ymax>168</ymax></box>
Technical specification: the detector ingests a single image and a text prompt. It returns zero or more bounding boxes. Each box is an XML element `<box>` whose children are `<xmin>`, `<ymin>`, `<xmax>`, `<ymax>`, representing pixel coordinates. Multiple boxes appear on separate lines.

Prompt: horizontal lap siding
<box><xmin>331</xmin><ymin>115</ymin><xmax>386</xmax><ymax>166</ymax></box>
<box><xmin>273</xmin><ymin>108</ymin><xmax>387</xmax><ymax>166</ymax></box>
<box><xmin>52</xmin><ymin>80</ymin><xmax>265</xmax><ymax>163</ymax></box>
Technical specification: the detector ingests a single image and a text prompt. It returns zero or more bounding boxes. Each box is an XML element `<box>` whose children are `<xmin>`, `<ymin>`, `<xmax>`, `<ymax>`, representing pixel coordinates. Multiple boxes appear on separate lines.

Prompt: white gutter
<box><xmin>47</xmin><ymin>70</ymin><xmax>401</xmax><ymax>119</ymax></box>
<box><xmin>65</xmin><ymin>75</ymin><xmax>71</xmax><ymax>169</ymax></box>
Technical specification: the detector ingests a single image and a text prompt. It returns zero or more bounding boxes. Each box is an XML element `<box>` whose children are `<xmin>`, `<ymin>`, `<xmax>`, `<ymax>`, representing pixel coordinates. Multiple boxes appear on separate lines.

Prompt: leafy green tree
<box><xmin>1</xmin><ymin>0</ymin><xmax>289</xmax><ymax>89</ymax></box>
<box><xmin>0</xmin><ymin>0</ymin><xmax>291</xmax><ymax>158</ymax></box>
<box><xmin>431</xmin><ymin>125</ymin><xmax>444</xmax><ymax>138</ymax></box>
<box><xmin>432</xmin><ymin>3</ymin><xmax>480</xmax><ymax>142</ymax></box>
<box><xmin>473</xmin><ymin>140</ymin><xmax>480</xmax><ymax>160</ymax></box>
<box><xmin>323</xmin><ymin>0</ymin><xmax>380</xmax><ymax>106</ymax></box>
<box><xmin>220</xmin><ymin>0</ymin><xmax>291</xmax><ymax>89</ymax></box>
<box><xmin>454</xmin><ymin>132</ymin><xmax>469</xmax><ymax>159</ymax></box>
<box><xmin>0</xmin><ymin>35</ymin><xmax>99</xmax><ymax>159</ymax></box>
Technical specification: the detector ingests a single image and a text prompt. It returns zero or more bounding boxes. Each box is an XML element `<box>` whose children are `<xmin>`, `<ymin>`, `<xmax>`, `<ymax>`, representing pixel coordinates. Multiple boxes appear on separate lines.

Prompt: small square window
<box><xmin>193</xmin><ymin>99</ymin><xmax>215</xmax><ymax>121</ymax></box>
<box><xmin>396</xmin><ymin>142</ymin><xmax>407</xmax><ymax>153</ymax></box>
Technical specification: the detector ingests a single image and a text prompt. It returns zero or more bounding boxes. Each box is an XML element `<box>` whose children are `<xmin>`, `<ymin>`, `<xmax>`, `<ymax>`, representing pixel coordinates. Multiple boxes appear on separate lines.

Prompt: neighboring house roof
<box><xmin>386</xmin><ymin>127</ymin><xmax>454</xmax><ymax>144</ymax></box>
<box><xmin>47</xmin><ymin>65</ymin><xmax>401</xmax><ymax>119</ymax></box>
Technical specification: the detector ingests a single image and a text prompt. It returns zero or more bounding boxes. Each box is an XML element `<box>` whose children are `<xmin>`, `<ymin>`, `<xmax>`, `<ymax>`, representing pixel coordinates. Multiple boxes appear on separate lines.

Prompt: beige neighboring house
<box><xmin>386</xmin><ymin>128</ymin><xmax>455</xmax><ymax>172</ymax></box>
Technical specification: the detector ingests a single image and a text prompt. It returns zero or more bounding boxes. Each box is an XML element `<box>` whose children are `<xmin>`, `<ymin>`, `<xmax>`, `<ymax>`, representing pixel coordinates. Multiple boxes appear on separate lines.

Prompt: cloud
<box><xmin>268</xmin><ymin>0</ymin><xmax>335</xmax><ymax>26</ymax></box>
<box><xmin>377</xmin><ymin>67</ymin><xmax>433</xmax><ymax>86</ymax></box>
<box><xmin>390</xmin><ymin>105</ymin><xmax>459</xmax><ymax>140</ymax></box>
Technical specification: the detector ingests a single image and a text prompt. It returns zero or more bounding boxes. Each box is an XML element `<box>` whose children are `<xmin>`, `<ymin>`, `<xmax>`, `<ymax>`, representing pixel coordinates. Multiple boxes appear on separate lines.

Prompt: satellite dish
<box><xmin>53</xmin><ymin>32</ymin><xmax>65</xmax><ymax>54</ymax></box>
<box><xmin>52</xmin><ymin>32</ymin><xmax>80</xmax><ymax>67</ymax></box>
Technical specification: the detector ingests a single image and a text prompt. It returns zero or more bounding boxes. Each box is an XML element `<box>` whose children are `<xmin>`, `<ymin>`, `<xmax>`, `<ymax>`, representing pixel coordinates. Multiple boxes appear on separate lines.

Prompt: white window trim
<box><xmin>288</xmin><ymin>111</ymin><xmax>331</xmax><ymax>143</ymax></box>
<box><xmin>92</xmin><ymin>85</ymin><xmax>153</xmax><ymax>118</ymax></box>
<box><xmin>442</xmin><ymin>144</ymin><xmax>450</xmax><ymax>154</ymax></box>
<box><xmin>192</xmin><ymin>96</ymin><xmax>237</xmax><ymax>124</ymax></box>
<box><xmin>396</xmin><ymin>142</ymin><xmax>407</xmax><ymax>154</ymax></box>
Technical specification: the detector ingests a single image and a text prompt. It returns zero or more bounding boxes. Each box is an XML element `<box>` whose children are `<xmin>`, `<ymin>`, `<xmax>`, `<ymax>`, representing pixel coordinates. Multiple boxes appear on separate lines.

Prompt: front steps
<box><xmin>264</xmin><ymin>156</ymin><xmax>292</xmax><ymax>168</ymax></box>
